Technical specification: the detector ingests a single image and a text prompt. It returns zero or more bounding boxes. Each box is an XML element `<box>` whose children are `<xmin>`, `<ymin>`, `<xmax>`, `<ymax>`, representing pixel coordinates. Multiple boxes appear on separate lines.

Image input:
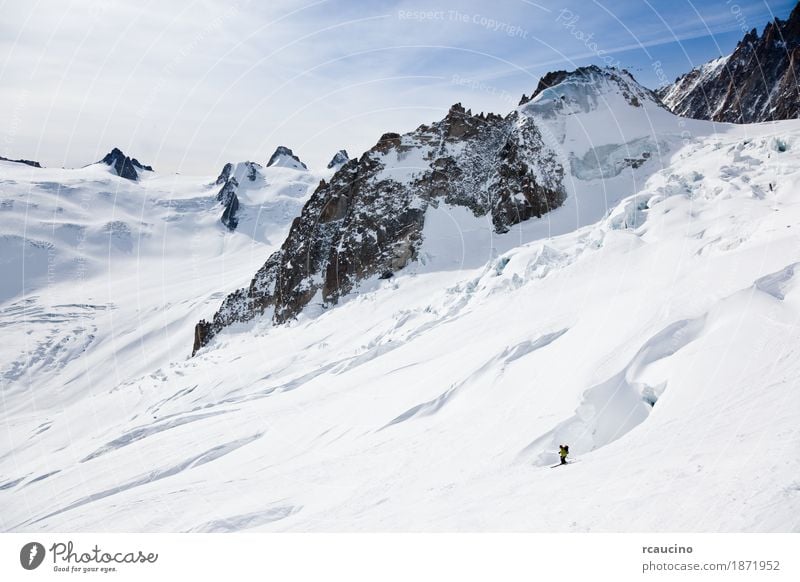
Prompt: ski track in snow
<box><xmin>80</xmin><ymin>410</ymin><xmax>236</xmax><ymax>462</ymax></box>
<box><xmin>383</xmin><ymin>328</ymin><xmax>569</xmax><ymax>430</ymax></box>
<box><xmin>20</xmin><ymin>432</ymin><xmax>264</xmax><ymax>529</ymax></box>
<box><xmin>188</xmin><ymin>505</ymin><xmax>301</xmax><ymax>533</ymax></box>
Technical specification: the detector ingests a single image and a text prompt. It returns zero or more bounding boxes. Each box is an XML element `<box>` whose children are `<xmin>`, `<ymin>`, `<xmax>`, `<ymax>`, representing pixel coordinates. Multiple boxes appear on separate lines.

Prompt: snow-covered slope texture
<box><xmin>521</xmin><ymin>66</ymin><xmax>682</xmax><ymax>181</ymax></box>
<box><xmin>0</xmin><ymin>152</ymin><xmax>318</xmax><ymax>418</ymax></box>
<box><xmin>3</xmin><ymin>63</ymin><xmax>799</xmax><ymax>532</ymax></box>
<box><xmin>3</xmin><ymin>117</ymin><xmax>798</xmax><ymax>533</ymax></box>
<box><xmin>657</xmin><ymin>2</ymin><xmax>800</xmax><ymax>123</ymax></box>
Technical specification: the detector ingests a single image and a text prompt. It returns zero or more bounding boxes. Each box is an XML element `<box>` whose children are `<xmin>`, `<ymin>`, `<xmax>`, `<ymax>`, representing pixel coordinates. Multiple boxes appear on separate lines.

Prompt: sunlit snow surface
<box><xmin>2</xmin><ymin>86</ymin><xmax>800</xmax><ymax>531</ymax></box>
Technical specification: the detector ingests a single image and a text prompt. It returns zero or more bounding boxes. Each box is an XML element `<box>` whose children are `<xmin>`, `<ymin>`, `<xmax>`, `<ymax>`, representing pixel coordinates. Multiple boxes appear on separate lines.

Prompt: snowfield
<box><xmin>1</xmin><ymin>83</ymin><xmax>799</xmax><ymax>532</ymax></box>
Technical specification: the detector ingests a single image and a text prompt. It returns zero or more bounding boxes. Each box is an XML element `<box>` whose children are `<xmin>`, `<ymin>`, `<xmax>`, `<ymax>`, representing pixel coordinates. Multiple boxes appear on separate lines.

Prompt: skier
<box><xmin>559</xmin><ymin>444</ymin><xmax>569</xmax><ymax>465</ymax></box>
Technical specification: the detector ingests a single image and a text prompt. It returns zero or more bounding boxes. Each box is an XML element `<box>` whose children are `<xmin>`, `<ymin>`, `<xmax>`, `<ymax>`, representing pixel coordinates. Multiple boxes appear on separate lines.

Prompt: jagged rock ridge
<box><xmin>213</xmin><ymin>161</ymin><xmax>260</xmax><ymax>231</ymax></box>
<box><xmin>267</xmin><ymin>146</ymin><xmax>307</xmax><ymax>170</ymax></box>
<box><xmin>99</xmin><ymin>148</ymin><xmax>153</xmax><ymax>180</ymax></box>
<box><xmin>657</xmin><ymin>3</ymin><xmax>800</xmax><ymax>123</ymax></box>
<box><xmin>524</xmin><ymin>65</ymin><xmax>666</xmax><ymax>115</ymax></box>
<box><xmin>0</xmin><ymin>156</ymin><xmax>41</xmax><ymax>168</ymax></box>
<box><xmin>193</xmin><ymin>102</ymin><xmax>566</xmax><ymax>354</ymax></box>
<box><xmin>327</xmin><ymin>149</ymin><xmax>349</xmax><ymax>169</ymax></box>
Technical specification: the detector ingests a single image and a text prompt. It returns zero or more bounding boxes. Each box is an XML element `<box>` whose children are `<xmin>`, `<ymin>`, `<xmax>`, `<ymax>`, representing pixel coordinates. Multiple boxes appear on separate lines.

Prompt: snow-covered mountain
<box><xmin>657</xmin><ymin>3</ymin><xmax>800</xmax><ymax>123</ymax></box>
<box><xmin>193</xmin><ymin>99</ymin><xmax>569</xmax><ymax>353</ymax></box>
<box><xmin>192</xmin><ymin>66</ymin><xmax>684</xmax><ymax>354</ymax></box>
<box><xmin>98</xmin><ymin>147</ymin><xmax>154</xmax><ymax>181</ymax></box>
<box><xmin>326</xmin><ymin>149</ymin><xmax>350</xmax><ymax>169</ymax></box>
<box><xmin>211</xmin><ymin>159</ymin><xmax>314</xmax><ymax>231</ymax></box>
<box><xmin>2</xmin><ymin>67</ymin><xmax>800</xmax><ymax>533</ymax></box>
<box><xmin>266</xmin><ymin>146</ymin><xmax>308</xmax><ymax>170</ymax></box>
<box><xmin>0</xmin><ymin>155</ymin><xmax>41</xmax><ymax>168</ymax></box>
<box><xmin>0</xmin><ymin>151</ymin><xmax>320</xmax><ymax>411</ymax></box>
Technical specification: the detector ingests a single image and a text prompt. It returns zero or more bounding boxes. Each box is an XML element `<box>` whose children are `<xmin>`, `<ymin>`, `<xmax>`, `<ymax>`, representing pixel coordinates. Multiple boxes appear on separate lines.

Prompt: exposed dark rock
<box><xmin>191</xmin><ymin>66</ymin><xmax>681</xmax><ymax>354</ymax></box>
<box><xmin>0</xmin><ymin>156</ymin><xmax>41</xmax><ymax>168</ymax></box>
<box><xmin>215</xmin><ymin>162</ymin><xmax>233</xmax><ymax>185</ymax></box>
<box><xmin>657</xmin><ymin>3</ymin><xmax>800</xmax><ymax>123</ymax></box>
<box><xmin>193</xmin><ymin>101</ymin><xmax>566</xmax><ymax>354</ymax></box>
<box><xmin>374</xmin><ymin>133</ymin><xmax>402</xmax><ymax>153</ymax></box>
<box><xmin>217</xmin><ymin>178</ymin><xmax>240</xmax><ymax>231</ymax></box>
<box><xmin>327</xmin><ymin>149</ymin><xmax>349</xmax><ymax>169</ymax></box>
<box><xmin>531</xmin><ymin>70</ymin><xmax>572</xmax><ymax>101</ymax></box>
<box><xmin>528</xmin><ymin>66</ymin><xmax>663</xmax><ymax>110</ymax></box>
<box><xmin>99</xmin><ymin>148</ymin><xmax>153</xmax><ymax>181</ymax></box>
<box><xmin>213</xmin><ymin>161</ymin><xmax>261</xmax><ymax>231</ymax></box>
<box><xmin>266</xmin><ymin>146</ymin><xmax>307</xmax><ymax>170</ymax></box>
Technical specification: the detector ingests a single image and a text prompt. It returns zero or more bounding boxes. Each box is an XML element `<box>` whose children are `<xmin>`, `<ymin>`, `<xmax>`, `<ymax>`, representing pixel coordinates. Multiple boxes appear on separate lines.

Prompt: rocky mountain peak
<box><xmin>213</xmin><ymin>161</ymin><xmax>261</xmax><ymax>231</ymax></box>
<box><xmin>741</xmin><ymin>27</ymin><xmax>759</xmax><ymax>45</ymax></box>
<box><xmin>214</xmin><ymin>162</ymin><xmax>234</xmax><ymax>185</ymax></box>
<box><xmin>192</xmin><ymin>66</ymin><xmax>665</xmax><ymax>355</ymax></box>
<box><xmin>440</xmin><ymin>103</ymin><xmax>492</xmax><ymax>139</ymax></box>
<box><xmin>447</xmin><ymin>102</ymin><xmax>467</xmax><ymax>115</ymax></box>
<box><xmin>657</xmin><ymin>2</ymin><xmax>800</xmax><ymax>123</ymax></box>
<box><xmin>524</xmin><ymin>66</ymin><xmax>664</xmax><ymax>118</ymax></box>
<box><xmin>0</xmin><ymin>155</ymin><xmax>41</xmax><ymax>168</ymax></box>
<box><xmin>786</xmin><ymin>2</ymin><xmax>800</xmax><ymax>35</ymax></box>
<box><xmin>530</xmin><ymin>69</ymin><xmax>573</xmax><ymax>101</ymax></box>
<box><xmin>326</xmin><ymin>149</ymin><xmax>349</xmax><ymax>169</ymax></box>
<box><xmin>266</xmin><ymin>146</ymin><xmax>307</xmax><ymax>170</ymax></box>
<box><xmin>99</xmin><ymin>148</ymin><xmax>153</xmax><ymax>181</ymax></box>
<box><xmin>193</xmin><ymin>97</ymin><xmax>567</xmax><ymax>355</ymax></box>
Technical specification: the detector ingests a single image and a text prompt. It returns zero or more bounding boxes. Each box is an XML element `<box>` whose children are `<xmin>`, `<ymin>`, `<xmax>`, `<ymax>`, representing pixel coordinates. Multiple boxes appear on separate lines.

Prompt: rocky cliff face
<box><xmin>266</xmin><ymin>146</ymin><xmax>307</xmax><ymax>170</ymax></box>
<box><xmin>657</xmin><ymin>3</ymin><xmax>800</xmax><ymax>123</ymax></box>
<box><xmin>327</xmin><ymin>149</ymin><xmax>349</xmax><ymax>169</ymax></box>
<box><xmin>213</xmin><ymin>161</ymin><xmax>260</xmax><ymax>231</ymax></box>
<box><xmin>193</xmin><ymin>103</ymin><xmax>565</xmax><ymax>354</ymax></box>
<box><xmin>99</xmin><ymin>148</ymin><xmax>153</xmax><ymax>180</ymax></box>
<box><xmin>0</xmin><ymin>156</ymin><xmax>41</xmax><ymax>168</ymax></box>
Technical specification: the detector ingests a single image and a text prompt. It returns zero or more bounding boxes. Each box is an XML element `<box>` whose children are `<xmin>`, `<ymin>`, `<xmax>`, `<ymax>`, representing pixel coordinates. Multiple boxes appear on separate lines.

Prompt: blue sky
<box><xmin>1</xmin><ymin>0</ymin><xmax>796</xmax><ymax>173</ymax></box>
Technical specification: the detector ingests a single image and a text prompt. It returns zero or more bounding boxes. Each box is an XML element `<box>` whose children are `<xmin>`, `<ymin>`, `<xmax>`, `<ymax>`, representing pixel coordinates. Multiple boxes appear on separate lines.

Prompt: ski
<box><xmin>549</xmin><ymin>460</ymin><xmax>578</xmax><ymax>468</ymax></box>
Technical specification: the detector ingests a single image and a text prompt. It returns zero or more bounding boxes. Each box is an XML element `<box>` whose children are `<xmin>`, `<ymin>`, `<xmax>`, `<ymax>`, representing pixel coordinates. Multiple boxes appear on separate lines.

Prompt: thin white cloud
<box><xmin>0</xmin><ymin>0</ymin><xmax>794</xmax><ymax>174</ymax></box>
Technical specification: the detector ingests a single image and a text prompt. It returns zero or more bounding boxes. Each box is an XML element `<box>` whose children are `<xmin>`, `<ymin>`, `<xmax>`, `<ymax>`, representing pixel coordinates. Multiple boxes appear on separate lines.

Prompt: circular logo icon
<box><xmin>19</xmin><ymin>542</ymin><xmax>46</xmax><ymax>570</ymax></box>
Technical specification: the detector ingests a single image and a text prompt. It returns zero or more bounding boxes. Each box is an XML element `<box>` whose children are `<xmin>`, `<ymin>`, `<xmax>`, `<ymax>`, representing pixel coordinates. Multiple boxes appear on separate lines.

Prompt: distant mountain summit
<box><xmin>326</xmin><ymin>149</ymin><xmax>349</xmax><ymax>169</ymax></box>
<box><xmin>213</xmin><ymin>161</ymin><xmax>262</xmax><ymax>231</ymax></box>
<box><xmin>213</xmin><ymin>162</ymin><xmax>245</xmax><ymax>230</ymax></box>
<box><xmin>99</xmin><ymin>148</ymin><xmax>153</xmax><ymax>180</ymax></box>
<box><xmin>657</xmin><ymin>3</ymin><xmax>800</xmax><ymax>123</ymax></box>
<box><xmin>192</xmin><ymin>65</ymin><xmax>686</xmax><ymax>354</ymax></box>
<box><xmin>0</xmin><ymin>155</ymin><xmax>41</xmax><ymax>168</ymax></box>
<box><xmin>193</xmin><ymin>82</ymin><xmax>589</xmax><ymax>353</ymax></box>
<box><xmin>522</xmin><ymin>65</ymin><xmax>666</xmax><ymax>117</ymax></box>
<box><xmin>266</xmin><ymin>146</ymin><xmax>307</xmax><ymax>170</ymax></box>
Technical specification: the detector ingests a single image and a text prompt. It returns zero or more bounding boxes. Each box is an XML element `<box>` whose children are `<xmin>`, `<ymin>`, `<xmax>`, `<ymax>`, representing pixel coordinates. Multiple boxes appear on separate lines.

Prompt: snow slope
<box><xmin>658</xmin><ymin>56</ymin><xmax>729</xmax><ymax>117</ymax></box>
<box><xmin>0</xmin><ymin>157</ymin><xmax>318</xmax><ymax>412</ymax></box>
<box><xmin>2</xmin><ymin>88</ymin><xmax>800</xmax><ymax>532</ymax></box>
